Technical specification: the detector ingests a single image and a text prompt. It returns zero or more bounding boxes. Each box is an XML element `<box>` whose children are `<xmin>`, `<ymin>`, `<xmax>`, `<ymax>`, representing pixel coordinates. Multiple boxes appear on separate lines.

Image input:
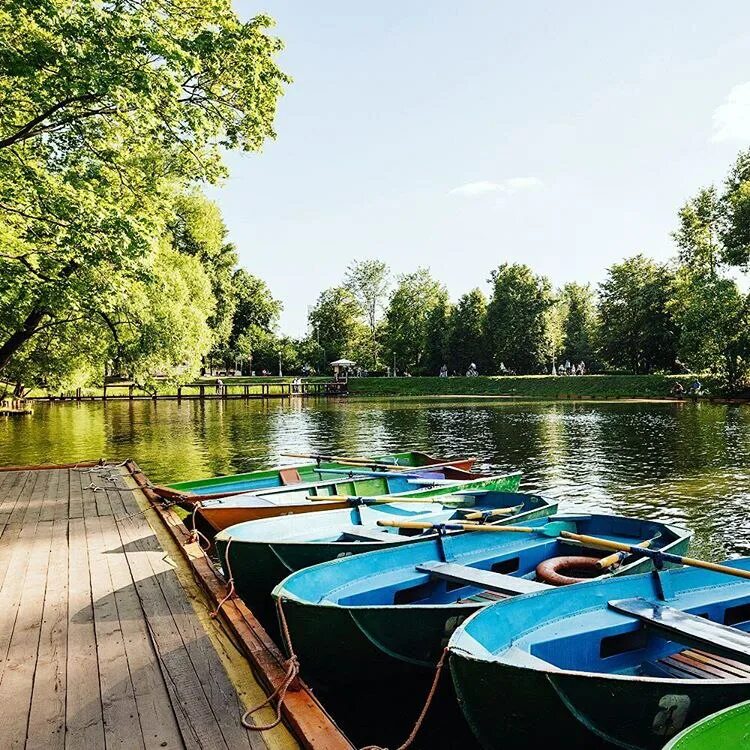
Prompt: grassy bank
<box><xmin>22</xmin><ymin>373</ymin><xmax>720</xmax><ymax>401</ymax></box>
<box><xmin>346</xmin><ymin>375</ymin><xmax>694</xmax><ymax>399</ymax></box>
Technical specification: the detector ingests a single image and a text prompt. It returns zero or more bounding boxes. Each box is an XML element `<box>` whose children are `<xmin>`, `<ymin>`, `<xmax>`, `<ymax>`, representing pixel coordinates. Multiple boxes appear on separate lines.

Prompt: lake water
<box><xmin>2</xmin><ymin>397</ymin><xmax>749</xmax><ymax>560</ymax></box>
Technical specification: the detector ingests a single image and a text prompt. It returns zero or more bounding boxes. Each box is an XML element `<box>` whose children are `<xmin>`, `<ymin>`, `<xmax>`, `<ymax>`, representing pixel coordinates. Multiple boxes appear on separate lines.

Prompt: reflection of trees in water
<box><xmin>3</xmin><ymin>399</ymin><xmax>748</xmax><ymax>556</ymax></box>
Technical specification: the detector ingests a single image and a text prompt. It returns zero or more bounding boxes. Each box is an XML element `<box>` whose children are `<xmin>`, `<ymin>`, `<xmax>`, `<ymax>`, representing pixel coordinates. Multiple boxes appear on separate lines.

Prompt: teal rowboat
<box><xmin>272</xmin><ymin>514</ymin><xmax>691</xmax><ymax>702</ymax></box>
<box><xmin>154</xmin><ymin>450</ymin><xmax>476</xmax><ymax>501</ymax></box>
<box><xmin>448</xmin><ymin>559</ymin><xmax>750</xmax><ymax>750</ymax></box>
<box><xmin>196</xmin><ymin>470</ymin><xmax>520</xmax><ymax>533</ymax></box>
<box><xmin>215</xmin><ymin>484</ymin><xmax>540</xmax><ymax>630</ymax></box>
<box><xmin>664</xmin><ymin>700</ymin><xmax>750</xmax><ymax>749</ymax></box>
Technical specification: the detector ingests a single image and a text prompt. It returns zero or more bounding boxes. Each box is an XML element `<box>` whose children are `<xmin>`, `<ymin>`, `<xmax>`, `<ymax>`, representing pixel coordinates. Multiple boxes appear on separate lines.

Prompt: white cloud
<box><xmin>449</xmin><ymin>177</ymin><xmax>543</xmax><ymax>196</ymax></box>
<box><xmin>711</xmin><ymin>82</ymin><xmax>750</xmax><ymax>143</ymax></box>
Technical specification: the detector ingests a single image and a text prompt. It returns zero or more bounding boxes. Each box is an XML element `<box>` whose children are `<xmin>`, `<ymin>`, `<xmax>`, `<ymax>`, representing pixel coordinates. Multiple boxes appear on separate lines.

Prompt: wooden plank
<box><xmin>85</xmin><ymin>513</ymin><xmax>145</xmax><ymax>750</ymax></box>
<box><xmin>0</xmin><ymin>470</ymin><xmax>31</xmax><ymax>524</ymax></box>
<box><xmin>27</xmin><ymin>518</ymin><xmax>69</xmax><ymax>750</ymax></box>
<box><xmin>0</xmin><ymin>524</ymin><xmax>41</xmax><ymax>684</ymax></box>
<box><xmin>39</xmin><ymin>469</ymin><xmax>64</xmax><ymax>522</ymax></box>
<box><xmin>98</xmin><ymin>510</ymin><xmax>185</xmax><ymax>750</ymax></box>
<box><xmin>684</xmin><ymin>649</ymin><xmax>750</xmax><ymax>678</ymax></box>
<box><xmin>54</xmin><ymin>468</ymin><xmax>71</xmax><ymax>522</ymax></box>
<box><xmin>9</xmin><ymin>469</ymin><xmax>40</xmax><ymax>524</ymax></box>
<box><xmin>23</xmin><ymin>466</ymin><xmax>52</xmax><ymax>525</ymax></box>
<box><xmin>416</xmin><ymin>561</ymin><xmax>552</xmax><ymax>595</ymax></box>
<box><xmin>69</xmin><ymin>469</ymin><xmax>84</xmax><ymax>519</ymax></box>
<box><xmin>80</xmin><ymin>470</ymin><xmax>100</xmax><ymax>520</ymax></box>
<box><xmin>66</xmin><ymin>516</ymin><xmax>105</xmax><ymax>750</ymax></box>
<box><xmin>112</xmin><ymin>497</ymin><xmax>233</xmax><ymax>750</ymax></box>
<box><xmin>0</xmin><ymin>520</ymin><xmax>55</xmax><ymax>748</ymax></box>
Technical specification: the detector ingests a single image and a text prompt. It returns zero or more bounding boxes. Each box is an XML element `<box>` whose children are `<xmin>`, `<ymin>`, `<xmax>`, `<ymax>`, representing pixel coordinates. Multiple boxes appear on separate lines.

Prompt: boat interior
<box><xmin>284</xmin><ymin>515</ymin><xmax>688</xmax><ymax>608</ymax></box>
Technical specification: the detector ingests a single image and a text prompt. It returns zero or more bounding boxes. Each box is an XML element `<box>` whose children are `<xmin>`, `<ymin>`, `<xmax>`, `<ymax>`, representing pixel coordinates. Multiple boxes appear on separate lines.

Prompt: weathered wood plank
<box><xmin>0</xmin><ymin>470</ymin><xmax>31</xmax><ymax>525</ymax></box>
<box><xmin>113</xmin><ymin>501</ymin><xmax>232</xmax><ymax>750</ymax></box>
<box><xmin>99</xmin><ymin>503</ymin><xmax>185</xmax><ymax>750</ymax></box>
<box><xmin>26</xmin><ymin>518</ymin><xmax>69</xmax><ymax>750</ymax></box>
<box><xmin>68</xmin><ymin>469</ymin><xmax>84</xmax><ymax>519</ymax></box>
<box><xmin>85</xmin><ymin>513</ymin><xmax>145</xmax><ymax>750</ymax></box>
<box><xmin>65</xmin><ymin>516</ymin><xmax>105</xmax><ymax>750</ymax></box>
<box><xmin>0</xmin><ymin>520</ymin><xmax>55</xmax><ymax>748</ymax></box>
<box><xmin>23</xmin><ymin>467</ymin><xmax>52</xmax><ymax>525</ymax></box>
<box><xmin>9</xmin><ymin>469</ymin><xmax>40</xmax><ymax>524</ymax></box>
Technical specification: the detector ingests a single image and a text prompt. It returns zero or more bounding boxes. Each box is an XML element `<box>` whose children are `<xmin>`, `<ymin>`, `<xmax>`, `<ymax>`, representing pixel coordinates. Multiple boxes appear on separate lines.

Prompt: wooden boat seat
<box><xmin>457</xmin><ymin>590</ymin><xmax>511</xmax><ymax>604</ymax></box>
<box><xmin>609</xmin><ymin>598</ymin><xmax>750</xmax><ymax>665</ymax></box>
<box><xmin>416</xmin><ymin>562</ymin><xmax>551</xmax><ymax>596</ymax></box>
<box><xmin>339</xmin><ymin>526</ymin><xmax>401</xmax><ymax>542</ymax></box>
<box><xmin>279</xmin><ymin>467</ymin><xmax>302</xmax><ymax>486</ymax></box>
<box><xmin>650</xmin><ymin>649</ymin><xmax>750</xmax><ymax>680</ymax></box>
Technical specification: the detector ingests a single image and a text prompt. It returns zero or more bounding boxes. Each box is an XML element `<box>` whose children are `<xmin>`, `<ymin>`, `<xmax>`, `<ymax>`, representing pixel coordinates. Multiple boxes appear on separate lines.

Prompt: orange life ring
<box><xmin>535</xmin><ymin>556</ymin><xmax>602</xmax><ymax>587</ymax></box>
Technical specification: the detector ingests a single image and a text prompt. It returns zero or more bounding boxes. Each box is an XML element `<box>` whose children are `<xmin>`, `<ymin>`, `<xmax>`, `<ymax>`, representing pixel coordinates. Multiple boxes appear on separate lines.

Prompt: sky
<box><xmin>209</xmin><ymin>1</ymin><xmax>750</xmax><ymax>335</ymax></box>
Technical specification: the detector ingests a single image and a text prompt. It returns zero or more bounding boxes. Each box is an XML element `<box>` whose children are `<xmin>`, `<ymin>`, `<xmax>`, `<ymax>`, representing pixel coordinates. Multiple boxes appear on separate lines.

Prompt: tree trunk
<box><xmin>0</xmin><ymin>306</ymin><xmax>49</xmax><ymax>371</ymax></box>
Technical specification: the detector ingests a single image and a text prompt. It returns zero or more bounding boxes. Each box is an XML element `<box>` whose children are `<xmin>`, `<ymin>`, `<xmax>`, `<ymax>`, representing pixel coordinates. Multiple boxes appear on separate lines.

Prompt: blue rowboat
<box><xmin>215</xmin><ymin>490</ymin><xmax>556</xmax><ymax>632</ymax></box>
<box><xmin>195</xmin><ymin>470</ymin><xmax>521</xmax><ymax>533</ymax></box>
<box><xmin>272</xmin><ymin>514</ymin><xmax>691</xmax><ymax>701</ymax></box>
<box><xmin>448</xmin><ymin>559</ymin><xmax>750</xmax><ymax>750</ymax></box>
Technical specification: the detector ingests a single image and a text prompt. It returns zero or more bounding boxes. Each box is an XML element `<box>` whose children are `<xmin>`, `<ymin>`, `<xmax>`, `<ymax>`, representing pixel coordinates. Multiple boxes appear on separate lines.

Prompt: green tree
<box><xmin>669</xmin><ymin>272</ymin><xmax>750</xmax><ymax>392</ymax></box>
<box><xmin>719</xmin><ymin>150</ymin><xmax>750</xmax><ymax>267</ymax></box>
<box><xmin>597</xmin><ymin>255</ymin><xmax>678</xmax><ymax>373</ymax></box>
<box><xmin>559</xmin><ymin>282</ymin><xmax>597</xmax><ymax>366</ymax></box>
<box><xmin>0</xmin><ymin>0</ymin><xmax>287</xmax><ymax>377</ymax></box>
<box><xmin>222</xmin><ymin>269</ymin><xmax>282</xmax><ymax>372</ymax></box>
<box><xmin>673</xmin><ymin>187</ymin><xmax>723</xmax><ymax>276</ymax></box>
<box><xmin>447</xmin><ymin>289</ymin><xmax>487</xmax><ymax>373</ymax></box>
<box><xmin>484</xmin><ymin>264</ymin><xmax>554</xmax><ymax>373</ymax></box>
<box><xmin>168</xmin><ymin>193</ymin><xmax>239</xmax><ymax>352</ymax></box>
<box><xmin>308</xmin><ymin>287</ymin><xmax>367</xmax><ymax>363</ymax></box>
<box><xmin>384</xmin><ymin>269</ymin><xmax>447</xmax><ymax>373</ymax></box>
<box><xmin>423</xmin><ymin>296</ymin><xmax>453</xmax><ymax>375</ymax></box>
<box><xmin>344</xmin><ymin>259</ymin><xmax>390</xmax><ymax>368</ymax></box>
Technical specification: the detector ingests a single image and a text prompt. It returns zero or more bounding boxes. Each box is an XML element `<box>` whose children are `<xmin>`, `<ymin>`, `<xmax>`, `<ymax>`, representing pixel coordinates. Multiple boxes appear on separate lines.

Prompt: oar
<box><xmin>314</xmin><ymin>468</ymin><xmax>449</xmax><ymax>480</ymax></box>
<box><xmin>283</xmin><ymin>452</ymin><xmax>407</xmax><ymax>469</ymax></box>
<box><xmin>306</xmin><ymin>494</ymin><xmax>465</xmax><ymax>504</ymax></box>
<box><xmin>376</xmin><ymin>520</ymin><xmax>576</xmax><ymax>534</ymax></box>
<box><xmin>558</xmin><ymin>531</ymin><xmax>750</xmax><ymax>581</ymax></box>
<box><xmin>460</xmin><ymin>504</ymin><xmax>524</xmax><ymax>520</ymax></box>
<box><xmin>595</xmin><ymin>534</ymin><xmax>661</xmax><ymax>570</ymax></box>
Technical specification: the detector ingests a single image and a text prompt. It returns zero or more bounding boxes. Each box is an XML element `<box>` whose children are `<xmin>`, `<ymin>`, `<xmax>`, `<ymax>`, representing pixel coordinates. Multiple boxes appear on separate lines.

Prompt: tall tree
<box><xmin>308</xmin><ymin>287</ymin><xmax>367</xmax><ymax>363</ymax></box>
<box><xmin>559</xmin><ymin>282</ymin><xmax>597</xmax><ymax>366</ymax></box>
<box><xmin>223</xmin><ymin>269</ymin><xmax>282</xmax><ymax>372</ymax></box>
<box><xmin>423</xmin><ymin>297</ymin><xmax>453</xmax><ymax>375</ymax></box>
<box><xmin>0</xmin><ymin>0</ymin><xmax>287</xmax><ymax>376</ymax></box>
<box><xmin>344</xmin><ymin>259</ymin><xmax>389</xmax><ymax>368</ymax></box>
<box><xmin>484</xmin><ymin>264</ymin><xmax>554</xmax><ymax>374</ymax></box>
<box><xmin>597</xmin><ymin>255</ymin><xmax>678</xmax><ymax>373</ymax></box>
<box><xmin>168</xmin><ymin>193</ymin><xmax>239</xmax><ymax>353</ymax></box>
<box><xmin>673</xmin><ymin>187</ymin><xmax>723</xmax><ymax>276</ymax></box>
<box><xmin>447</xmin><ymin>289</ymin><xmax>487</xmax><ymax>373</ymax></box>
<box><xmin>669</xmin><ymin>271</ymin><xmax>750</xmax><ymax>392</ymax></box>
<box><xmin>384</xmin><ymin>268</ymin><xmax>447</xmax><ymax>373</ymax></box>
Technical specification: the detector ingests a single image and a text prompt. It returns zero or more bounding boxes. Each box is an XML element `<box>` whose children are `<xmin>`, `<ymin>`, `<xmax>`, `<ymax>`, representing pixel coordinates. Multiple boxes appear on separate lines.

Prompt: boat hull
<box><xmin>664</xmin><ymin>699</ymin><xmax>750</xmax><ymax>749</ymax></box>
<box><xmin>450</xmin><ymin>657</ymin><xmax>750</xmax><ymax>750</ymax></box>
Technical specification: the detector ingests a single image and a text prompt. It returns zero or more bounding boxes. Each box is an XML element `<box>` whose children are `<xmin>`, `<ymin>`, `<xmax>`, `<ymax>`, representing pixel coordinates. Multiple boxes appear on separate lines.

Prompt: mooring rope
<box><xmin>188</xmin><ymin>501</ymin><xmax>212</xmax><ymax>551</ymax></box>
<box><xmin>240</xmin><ymin>596</ymin><xmax>300</xmax><ymax>732</ymax></box>
<box><xmin>359</xmin><ymin>648</ymin><xmax>448</xmax><ymax>750</ymax></box>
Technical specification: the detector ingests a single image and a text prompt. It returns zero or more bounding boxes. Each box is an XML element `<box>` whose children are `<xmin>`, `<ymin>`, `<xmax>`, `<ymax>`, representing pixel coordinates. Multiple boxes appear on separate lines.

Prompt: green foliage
<box><xmin>447</xmin><ymin>289</ymin><xmax>487</xmax><ymax>373</ymax></box>
<box><xmin>0</xmin><ymin>0</ymin><xmax>287</xmax><ymax>385</ymax></box>
<box><xmin>669</xmin><ymin>272</ymin><xmax>750</xmax><ymax>391</ymax></box>
<box><xmin>485</xmin><ymin>264</ymin><xmax>554</xmax><ymax>374</ymax></box>
<box><xmin>559</xmin><ymin>282</ymin><xmax>598</xmax><ymax>366</ymax></box>
<box><xmin>384</xmin><ymin>268</ymin><xmax>448</xmax><ymax>373</ymax></box>
<box><xmin>423</xmin><ymin>296</ymin><xmax>453</xmax><ymax>375</ymax></box>
<box><xmin>308</xmin><ymin>287</ymin><xmax>368</xmax><ymax>363</ymax></box>
<box><xmin>344</xmin><ymin>259</ymin><xmax>390</xmax><ymax>368</ymax></box>
<box><xmin>597</xmin><ymin>255</ymin><xmax>678</xmax><ymax>374</ymax></box>
<box><xmin>673</xmin><ymin>187</ymin><xmax>723</xmax><ymax>276</ymax></box>
<box><xmin>168</xmin><ymin>193</ymin><xmax>238</xmax><ymax>351</ymax></box>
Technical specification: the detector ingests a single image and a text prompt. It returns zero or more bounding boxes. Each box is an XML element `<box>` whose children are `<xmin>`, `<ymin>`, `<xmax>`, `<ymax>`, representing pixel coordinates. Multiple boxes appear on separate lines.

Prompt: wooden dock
<box><xmin>0</xmin><ymin>462</ymin><xmax>351</xmax><ymax>750</ymax></box>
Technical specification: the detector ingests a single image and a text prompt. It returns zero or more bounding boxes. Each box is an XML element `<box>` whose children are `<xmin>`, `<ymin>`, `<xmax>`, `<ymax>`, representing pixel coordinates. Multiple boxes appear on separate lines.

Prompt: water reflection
<box><xmin>1</xmin><ymin>398</ymin><xmax>748</xmax><ymax>557</ymax></box>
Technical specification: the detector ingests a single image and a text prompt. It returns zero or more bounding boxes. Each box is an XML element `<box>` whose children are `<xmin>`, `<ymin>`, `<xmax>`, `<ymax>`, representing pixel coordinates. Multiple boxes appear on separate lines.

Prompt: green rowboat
<box><xmin>664</xmin><ymin>700</ymin><xmax>750</xmax><ymax>749</ymax></box>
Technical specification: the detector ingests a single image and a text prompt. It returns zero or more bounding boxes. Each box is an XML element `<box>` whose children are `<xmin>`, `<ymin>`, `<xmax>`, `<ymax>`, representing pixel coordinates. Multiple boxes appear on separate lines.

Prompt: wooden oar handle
<box><xmin>376</xmin><ymin>520</ymin><xmax>535</xmax><ymax>532</ymax></box>
<box><xmin>561</xmin><ymin>531</ymin><xmax>750</xmax><ymax>581</ymax></box>
<box><xmin>376</xmin><ymin>520</ymin><xmax>440</xmax><ymax>530</ymax></box>
<box><xmin>596</xmin><ymin>538</ymin><xmax>652</xmax><ymax>570</ymax></box>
